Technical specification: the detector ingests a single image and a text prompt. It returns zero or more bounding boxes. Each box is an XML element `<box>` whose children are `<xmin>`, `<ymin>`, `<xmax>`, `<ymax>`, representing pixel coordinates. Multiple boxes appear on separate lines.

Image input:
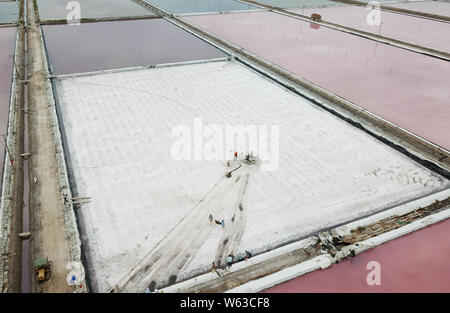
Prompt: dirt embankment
<box><xmin>26</xmin><ymin>0</ymin><xmax>83</xmax><ymax>293</ymax></box>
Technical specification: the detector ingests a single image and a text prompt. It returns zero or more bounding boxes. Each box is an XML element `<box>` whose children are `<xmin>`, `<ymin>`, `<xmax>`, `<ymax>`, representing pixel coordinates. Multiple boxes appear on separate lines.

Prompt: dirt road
<box><xmin>27</xmin><ymin>0</ymin><xmax>73</xmax><ymax>293</ymax></box>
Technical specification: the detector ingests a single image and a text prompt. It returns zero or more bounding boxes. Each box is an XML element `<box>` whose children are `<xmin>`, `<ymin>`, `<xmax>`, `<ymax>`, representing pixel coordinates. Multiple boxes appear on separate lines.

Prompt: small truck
<box><xmin>34</xmin><ymin>257</ymin><xmax>51</xmax><ymax>282</ymax></box>
<box><xmin>311</xmin><ymin>13</ymin><xmax>322</xmax><ymax>22</ymax></box>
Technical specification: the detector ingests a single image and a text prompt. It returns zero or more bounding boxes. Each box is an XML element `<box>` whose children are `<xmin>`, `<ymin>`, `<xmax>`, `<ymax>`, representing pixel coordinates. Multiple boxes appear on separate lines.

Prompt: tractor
<box><xmin>34</xmin><ymin>257</ymin><xmax>52</xmax><ymax>282</ymax></box>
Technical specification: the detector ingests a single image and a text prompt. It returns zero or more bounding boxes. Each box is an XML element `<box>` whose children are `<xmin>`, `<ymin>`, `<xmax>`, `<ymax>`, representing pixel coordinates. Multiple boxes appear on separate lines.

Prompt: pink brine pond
<box><xmin>184</xmin><ymin>11</ymin><xmax>450</xmax><ymax>150</ymax></box>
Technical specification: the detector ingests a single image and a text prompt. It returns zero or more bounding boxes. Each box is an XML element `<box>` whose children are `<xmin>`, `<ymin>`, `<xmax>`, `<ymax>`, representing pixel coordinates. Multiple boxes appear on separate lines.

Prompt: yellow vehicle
<box><xmin>34</xmin><ymin>257</ymin><xmax>51</xmax><ymax>282</ymax></box>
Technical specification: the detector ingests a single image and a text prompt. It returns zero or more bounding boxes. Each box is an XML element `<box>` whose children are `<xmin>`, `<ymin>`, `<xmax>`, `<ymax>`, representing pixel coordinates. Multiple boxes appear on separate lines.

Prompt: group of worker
<box><xmin>209</xmin><ymin>214</ymin><xmax>224</xmax><ymax>227</ymax></box>
<box><xmin>211</xmin><ymin>250</ymin><xmax>252</xmax><ymax>272</ymax></box>
<box><xmin>208</xmin><ymin>211</ymin><xmax>252</xmax><ymax>272</ymax></box>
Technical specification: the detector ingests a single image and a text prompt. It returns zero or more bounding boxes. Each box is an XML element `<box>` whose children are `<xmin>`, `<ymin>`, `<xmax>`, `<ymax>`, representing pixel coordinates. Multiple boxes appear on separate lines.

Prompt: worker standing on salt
<box><xmin>227</xmin><ymin>255</ymin><xmax>233</xmax><ymax>268</ymax></box>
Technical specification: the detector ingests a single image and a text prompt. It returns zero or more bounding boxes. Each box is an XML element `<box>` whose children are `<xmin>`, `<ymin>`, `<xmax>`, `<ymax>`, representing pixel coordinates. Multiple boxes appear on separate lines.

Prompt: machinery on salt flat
<box><xmin>226</xmin><ymin>152</ymin><xmax>257</xmax><ymax>178</ymax></box>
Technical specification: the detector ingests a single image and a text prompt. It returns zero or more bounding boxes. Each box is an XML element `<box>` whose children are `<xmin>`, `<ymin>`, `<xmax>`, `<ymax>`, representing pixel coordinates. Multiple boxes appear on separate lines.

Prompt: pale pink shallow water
<box><xmin>0</xmin><ymin>27</ymin><xmax>16</xmax><ymax>193</ymax></box>
<box><xmin>386</xmin><ymin>1</ymin><xmax>450</xmax><ymax>17</ymax></box>
<box><xmin>184</xmin><ymin>11</ymin><xmax>450</xmax><ymax>150</ymax></box>
<box><xmin>290</xmin><ymin>5</ymin><xmax>450</xmax><ymax>52</ymax></box>
<box><xmin>263</xmin><ymin>218</ymin><xmax>450</xmax><ymax>293</ymax></box>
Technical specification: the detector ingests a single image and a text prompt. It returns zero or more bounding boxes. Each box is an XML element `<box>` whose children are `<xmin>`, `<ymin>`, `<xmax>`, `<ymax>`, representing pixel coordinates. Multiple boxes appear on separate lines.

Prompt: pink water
<box><xmin>290</xmin><ymin>5</ymin><xmax>450</xmax><ymax>52</ymax></box>
<box><xmin>184</xmin><ymin>11</ymin><xmax>450</xmax><ymax>150</ymax></box>
<box><xmin>263</xmin><ymin>218</ymin><xmax>450</xmax><ymax>292</ymax></box>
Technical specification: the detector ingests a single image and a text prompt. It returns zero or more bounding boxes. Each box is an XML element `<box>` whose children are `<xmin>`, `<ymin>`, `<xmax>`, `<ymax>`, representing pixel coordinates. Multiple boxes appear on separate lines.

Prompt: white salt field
<box><xmin>54</xmin><ymin>60</ymin><xmax>450</xmax><ymax>292</ymax></box>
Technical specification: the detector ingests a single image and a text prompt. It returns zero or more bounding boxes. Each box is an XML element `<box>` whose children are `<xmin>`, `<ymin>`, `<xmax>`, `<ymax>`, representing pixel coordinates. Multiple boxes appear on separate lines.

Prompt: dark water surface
<box><xmin>42</xmin><ymin>18</ymin><xmax>227</xmax><ymax>75</ymax></box>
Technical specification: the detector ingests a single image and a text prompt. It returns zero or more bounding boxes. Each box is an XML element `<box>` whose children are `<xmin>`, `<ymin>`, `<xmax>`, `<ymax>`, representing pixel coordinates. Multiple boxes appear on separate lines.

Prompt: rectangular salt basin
<box><xmin>356</xmin><ymin>0</ymin><xmax>426</xmax><ymax>3</ymax></box>
<box><xmin>145</xmin><ymin>0</ymin><xmax>259</xmax><ymax>14</ymax></box>
<box><xmin>386</xmin><ymin>1</ymin><xmax>450</xmax><ymax>17</ymax></box>
<box><xmin>184</xmin><ymin>11</ymin><xmax>450</xmax><ymax>151</ymax></box>
<box><xmin>42</xmin><ymin>19</ymin><xmax>226</xmax><ymax>75</ymax></box>
<box><xmin>248</xmin><ymin>0</ymin><xmax>341</xmax><ymax>9</ymax></box>
<box><xmin>0</xmin><ymin>1</ymin><xmax>19</xmax><ymax>24</ymax></box>
<box><xmin>36</xmin><ymin>0</ymin><xmax>155</xmax><ymax>21</ymax></box>
<box><xmin>289</xmin><ymin>5</ymin><xmax>450</xmax><ymax>52</ymax></box>
<box><xmin>0</xmin><ymin>27</ymin><xmax>16</xmax><ymax>194</ymax></box>
<box><xmin>54</xmin><ymin>60</ymin><xmax>449</xmax><ymax>292</ymax></box>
